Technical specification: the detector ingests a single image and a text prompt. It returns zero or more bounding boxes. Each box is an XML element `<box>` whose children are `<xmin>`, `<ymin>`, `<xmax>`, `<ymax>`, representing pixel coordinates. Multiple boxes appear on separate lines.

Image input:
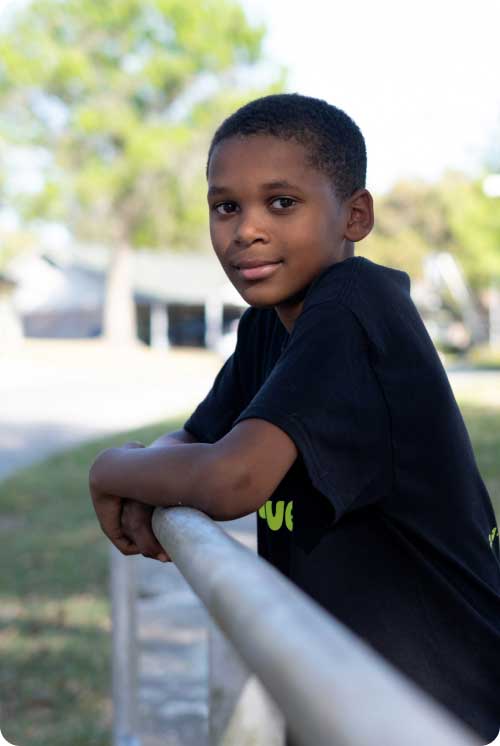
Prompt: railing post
<box><xmin>209</xmin><ymin>620</ymin><xmax>285</xmax><ymax>746</ymax></box>
<box><xmin>111</xmin><ymin>547</ymin><xmax>141</xmax><ymax>746</ymax></box>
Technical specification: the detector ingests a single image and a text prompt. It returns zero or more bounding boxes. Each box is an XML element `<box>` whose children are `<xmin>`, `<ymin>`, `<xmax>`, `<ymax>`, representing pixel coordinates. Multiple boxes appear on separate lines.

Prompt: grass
<box><xmin>0</xmin><ymin>416</ymin><xmax>185</xmax><ymax>746</ymax></box>
<box><xmin>460</xmin><ymin>402</ymin><xmax>500</xmax><ymax>519</ymax></box>
<box><xmin>1</xmin><ymin>402</ymin><xmax>499</xmax><ymax>746</ymax></box>
<box><xmin>466</xmin><ymin>344</ymin><xmax>500</xmax><ymax>371</ymax></box>
<box><xmin>439</xmin><ymin>346</ymin><xmax>500</xmax><ymax>371</ymax></box>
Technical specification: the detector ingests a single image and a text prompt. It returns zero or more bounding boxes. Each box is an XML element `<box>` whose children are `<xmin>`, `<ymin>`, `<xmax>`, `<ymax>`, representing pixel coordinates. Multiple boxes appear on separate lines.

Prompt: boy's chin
<box><xmin>246</xmin><ymin>299</ymin><xmax>275</xmax><ymax>310</ymax></box>
<box><xmin>236</xmin><ymin>282</ymin><xmax>311</xmax><ymax>310</ymax></box>
<box><xmin>235</xmin><ymin>289</ymin><xmax>311</xmax><ymax>315</ymax></box>
<box><xmin>234</xmin><ymin>285</ymin><xmax>284</xmax><ymax>309</ymax></box>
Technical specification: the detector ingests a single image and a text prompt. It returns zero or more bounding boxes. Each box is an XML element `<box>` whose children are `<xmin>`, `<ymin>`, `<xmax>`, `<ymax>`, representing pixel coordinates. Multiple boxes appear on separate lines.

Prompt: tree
<box><xmin>0</xmin><ymin>0</ymin><xmax>285</xmax><ymax>342</ymax></box>
<box><xmin>441</xmin><ymin>173</ymin><xmax>500</xmax><ymax>290</ymax></box>
<box><xmin>364</xmin><ymin>174</ymin><xmax>500</xmax><ymax>290</ymax></box>
<box><xmin>363</xmin><ymin>179</ymin><xmax>455</xmax><ymax>281</ymax></box>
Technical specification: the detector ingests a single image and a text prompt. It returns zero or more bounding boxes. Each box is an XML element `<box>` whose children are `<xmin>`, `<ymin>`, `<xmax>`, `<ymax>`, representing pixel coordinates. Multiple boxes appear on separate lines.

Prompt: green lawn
<box><xmin>0</xmin><ymin>404</ymin><xmax>499</xmax><ymax>746</ymax></box>
<box><xmin>0</xmin><ymin>417</ymin><xmax>185</xmax><ymax>746</ymax></box>
<box><xmin>460</xmin><ymin>403</ymin><xmax>500</xmax><ymax>519</ymax></box>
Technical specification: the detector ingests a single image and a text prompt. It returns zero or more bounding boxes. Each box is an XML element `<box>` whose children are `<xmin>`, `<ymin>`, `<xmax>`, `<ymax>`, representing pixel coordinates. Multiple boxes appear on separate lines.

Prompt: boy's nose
<box><xmin>234</xmin><ymin>211</ymin><xmax>268</xmax><ymax>246</ymax></box>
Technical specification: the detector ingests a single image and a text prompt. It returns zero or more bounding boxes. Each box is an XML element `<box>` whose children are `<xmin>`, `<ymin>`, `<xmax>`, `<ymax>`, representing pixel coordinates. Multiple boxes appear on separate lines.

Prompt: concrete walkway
<box><xmin>0</xmin><ymin>340</ymin><xmax>223</xmax><ymax>479</ymax></box>
<box><xmin>136</xmin><ymin>513</ymin><xmax>255</xmax><ymax>746</ymax></box>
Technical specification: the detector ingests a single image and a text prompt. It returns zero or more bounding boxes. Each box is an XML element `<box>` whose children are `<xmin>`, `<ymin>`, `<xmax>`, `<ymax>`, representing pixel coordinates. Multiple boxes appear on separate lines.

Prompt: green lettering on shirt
<box><xmin>257</xmin><ymin>500</ymin><xmax>293</xmax><ymax>532</ymax></box>
<box><xmin>489</xmin><ymin>526</ymin><xmax>498</xmax><ymax>548</ymax></box>
<box><xmin>266</xmin><ymin>500</ymin><xmax>285</xmax><ymax>531</ymax></box>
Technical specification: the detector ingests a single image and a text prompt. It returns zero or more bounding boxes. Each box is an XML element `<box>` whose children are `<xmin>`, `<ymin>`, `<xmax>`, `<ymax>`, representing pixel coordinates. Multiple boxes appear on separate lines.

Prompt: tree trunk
<box><xmin>103</xmin><ymin>242</ymin><xmax>137</xmax><ymax>345</ymax></box>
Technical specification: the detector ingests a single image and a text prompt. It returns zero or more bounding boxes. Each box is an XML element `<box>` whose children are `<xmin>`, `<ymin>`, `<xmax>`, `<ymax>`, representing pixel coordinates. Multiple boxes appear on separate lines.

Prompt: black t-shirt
<box><xmin>184</xmin><ymin>256</ymin><xmax>500</xmax><ymax>742</ymax></box>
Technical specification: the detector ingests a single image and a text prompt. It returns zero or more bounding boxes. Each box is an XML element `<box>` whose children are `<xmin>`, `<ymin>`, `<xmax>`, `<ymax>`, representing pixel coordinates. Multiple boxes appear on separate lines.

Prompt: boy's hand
<box><xmin>89</xmin><ymin>480</ymin><xmax>137</xmax><ymax>555</ymax></box>
<box><xmin>118</xmin><ymin>441</ymin><xmax>170</xmax><ymax>561</ymax></box>
<box><xmin>89</xmin><ymin>441</ymin><xmax>171</xmax><ymax>561</ymax></box>
<box><xmin>121</xmin><ymin>499</ymin><xmax>171</xmax><ymax>562</ymax></box>
<box><xmin>89</xmin><ymin>441</ymin><xmax>141</xmax><ymax>556</ymax></box>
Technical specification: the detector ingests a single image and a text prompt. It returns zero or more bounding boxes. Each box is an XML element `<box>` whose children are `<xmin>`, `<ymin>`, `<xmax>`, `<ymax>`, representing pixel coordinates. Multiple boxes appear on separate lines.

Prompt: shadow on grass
<box><xmin>1</xmin><ymin>615</ymin><xmax>110</xmax><ymax>746</ymax></box>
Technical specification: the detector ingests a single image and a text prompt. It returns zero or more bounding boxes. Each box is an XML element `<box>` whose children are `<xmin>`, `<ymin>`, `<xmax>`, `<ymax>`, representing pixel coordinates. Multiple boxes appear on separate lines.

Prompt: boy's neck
<box><xmin>275</xmin><ymin>247</ymin><xmax>355</xmax><ymax>334</ymax></box>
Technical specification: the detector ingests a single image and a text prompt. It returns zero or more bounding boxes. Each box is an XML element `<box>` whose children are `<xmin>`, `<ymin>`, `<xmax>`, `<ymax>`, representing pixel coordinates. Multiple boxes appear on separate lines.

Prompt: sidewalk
<box><xmin>0</xmin><ymin>339</ymin><xmax>223</xmax><ymax>479</ymax></box>
<box><xmin>136</xmin><ymin>513</ymin><xmax>256</xmax><ymax>746</ymax></box>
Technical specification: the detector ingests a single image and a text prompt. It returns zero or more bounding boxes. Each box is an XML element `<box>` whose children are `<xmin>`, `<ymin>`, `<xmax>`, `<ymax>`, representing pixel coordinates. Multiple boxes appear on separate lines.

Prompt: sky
<box><xmin>240</xmin><ymin>0</ymin><xmax>500</xmax><ymax>194</ymax></box>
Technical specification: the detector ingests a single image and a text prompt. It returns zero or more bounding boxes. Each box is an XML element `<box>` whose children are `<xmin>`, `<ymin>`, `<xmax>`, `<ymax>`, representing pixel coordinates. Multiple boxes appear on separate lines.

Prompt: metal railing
<box><xmin>111</xmin><ymin>548</ymin><xmax>140</xmax><ymax>746</ymax></box>
<box><xmin>112</xmin><ymin>506</ymin><xmax>482</xmax><ymax>746</ymax></box>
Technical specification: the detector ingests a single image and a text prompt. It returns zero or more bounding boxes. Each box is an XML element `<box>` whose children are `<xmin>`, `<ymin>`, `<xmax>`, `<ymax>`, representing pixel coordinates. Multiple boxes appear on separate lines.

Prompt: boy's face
<box><xmin>207</xmin><ymin>134</ymin><xmax>372</xmax><ymax>331</ymax></box>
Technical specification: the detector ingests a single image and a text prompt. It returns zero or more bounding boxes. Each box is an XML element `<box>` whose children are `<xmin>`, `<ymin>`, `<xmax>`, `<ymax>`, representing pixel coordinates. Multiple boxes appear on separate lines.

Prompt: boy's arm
<box><xmin>89</xmin><ymin>419</ymin><xmax>297</xmax><ymax>554</ymax></box>
<box><xmin>115</xmin><ymin>428</ymin><xmax>200</xmax><ymax>561</ymax></box>
<box><xmin>148</xmin><ymin>427</ymin><xmax>199</xmax><ymax>448</ymax></box>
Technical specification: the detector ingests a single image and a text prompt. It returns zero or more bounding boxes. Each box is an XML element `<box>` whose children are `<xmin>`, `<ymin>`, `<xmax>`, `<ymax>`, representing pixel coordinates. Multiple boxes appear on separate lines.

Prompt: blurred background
<box><xmin>1</xmin><ymin>0</ymin><xmax>500</xmax><ymax>358</ymax></box>
<box><xmin>0</xmin><ymin>1</ymin><xmax>499</xmax><ymax>745</ymax></box>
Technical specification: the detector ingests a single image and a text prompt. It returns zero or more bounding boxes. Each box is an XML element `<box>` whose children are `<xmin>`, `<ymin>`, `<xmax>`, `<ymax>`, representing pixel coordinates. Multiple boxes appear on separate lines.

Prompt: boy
<box><xmin>89</xmin><ymin>93</ymin><xmax>500</xmax><ymax>742</ymax></box>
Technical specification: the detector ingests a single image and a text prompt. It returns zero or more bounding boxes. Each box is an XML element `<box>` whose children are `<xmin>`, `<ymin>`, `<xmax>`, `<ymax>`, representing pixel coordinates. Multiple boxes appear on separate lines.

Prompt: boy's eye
<box><xmin>214</xmin><ymin>201</ymin><xmax>238</xmax><ymax>215</ymax></box>
<box><xmin>270</xmin><ymin>197</ymin><xmax>296</xmax><ymax>210</ymax></box>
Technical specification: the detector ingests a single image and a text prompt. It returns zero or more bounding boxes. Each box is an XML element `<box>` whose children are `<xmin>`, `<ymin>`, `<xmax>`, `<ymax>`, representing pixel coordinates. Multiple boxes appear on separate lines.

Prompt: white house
<box><xmin>7</xmin><ymin>243</ymin><xmax>247</xmax><ymax>351</ymax></box>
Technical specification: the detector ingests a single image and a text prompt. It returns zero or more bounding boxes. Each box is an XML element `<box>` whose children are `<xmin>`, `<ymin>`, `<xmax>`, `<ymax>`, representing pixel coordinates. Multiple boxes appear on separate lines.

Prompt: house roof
<box><xmin>8</xmin><ymin>243</ymin><xmax>247</xmax><ymax>312</ymax></box>
<box><xmin>132</xmin><ymin>250</ymin><xmax>245</xmax><ymax>306</ymax></box>
<box><xmin>61</xmin><ymin>244</ymin><xmax>246</xmax><ymax>306</ymax></box>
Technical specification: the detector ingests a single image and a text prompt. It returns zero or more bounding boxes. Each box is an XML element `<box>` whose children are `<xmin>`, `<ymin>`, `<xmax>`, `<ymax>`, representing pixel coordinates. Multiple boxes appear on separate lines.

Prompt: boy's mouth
<box><xmin>231</xmin><ymin>258</ymin><xmax>283</xmax><ymax>281</ymax></box>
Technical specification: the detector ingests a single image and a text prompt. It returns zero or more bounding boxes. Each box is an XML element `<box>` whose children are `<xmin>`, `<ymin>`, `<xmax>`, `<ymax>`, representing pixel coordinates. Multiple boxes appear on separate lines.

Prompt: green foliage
<box><xmin>364</xmin><ymin>174</ymin><xmax>500</xmax><ymax>288</ymax></box>
<box><xmin>441</xmin><ymin>173</ymin><xmax>500</xmax><ymax>288</ymax></box>
<box><xmin>363</xmin><ymin>226</ymin><xmax>431</xmax><ymax>281</ymax></box>
<box><xmin>0</xmin><ymin>228</ymin><xmax>34</xmax><ymax>271</ymax></box>
<box><xmin>0</xmin><ymin>0</ymin><xmax>285</xmax><ymax>251</ymax></box>
<box><xmin>363</xmin><ymin>179</ymin><xmax>450</xmax><ymax>279</ymax></box>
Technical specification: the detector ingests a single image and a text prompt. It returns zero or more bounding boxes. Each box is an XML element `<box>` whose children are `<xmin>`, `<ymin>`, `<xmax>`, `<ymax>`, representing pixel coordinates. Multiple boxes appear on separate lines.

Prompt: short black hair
<box><xmin>206</xmin><ymin>93</ymin><xmax>367</xmax><ymax>202</ymax></box>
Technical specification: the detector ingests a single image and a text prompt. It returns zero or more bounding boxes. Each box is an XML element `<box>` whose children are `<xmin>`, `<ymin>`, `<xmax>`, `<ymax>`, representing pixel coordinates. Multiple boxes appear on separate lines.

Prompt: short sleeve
<box><xmin>233</xmin><ymin>302</ymin><xmax>393</xmax><ymax>520</ymax></box>
<box><xmin>183</xmin><ymin>308</ymin><xmax>251</xmax><ymax>443</ymax></box>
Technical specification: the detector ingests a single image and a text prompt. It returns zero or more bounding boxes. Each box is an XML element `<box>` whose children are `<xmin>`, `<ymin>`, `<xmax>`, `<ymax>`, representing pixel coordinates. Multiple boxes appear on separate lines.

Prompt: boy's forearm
<box><xmin>89</xmin><ymin>442</ymin><xmax>223</xmax><ymax>515</ymax></box>
<box><xmin>148</xmin><ymin>428</ymin><xmax>198</xmax><ymax>448</ymax></box>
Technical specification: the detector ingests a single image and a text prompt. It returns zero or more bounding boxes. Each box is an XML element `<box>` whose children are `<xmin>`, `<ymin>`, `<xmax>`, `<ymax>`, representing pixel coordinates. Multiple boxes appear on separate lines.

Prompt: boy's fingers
<box><xmin>121</xmin><ymin>499</ymin><xmax>171</xmax><ymax>562</ymax></box>
<box><xmin>158</xmin><ymin>550</ymin><xmax>171</xmax><ymax>562</ymax></box>
<box><xmin>113</xmin><ymin>536</ymin><xmax>141</xmax><ymax>556</ymax></box>
<box><xmin>126</xmin><ymin>516</ymin><xmax>171</xmax><ymax>561</ymax></box>
<box><xmin>92</xmin><ymin>493</ymin><xmax>121</xmax><ymax>539</ymax></box>
<box><xmin>140</xmin><ymin>549</ymin><xmax>171</xmax><ymax>562</ymax></box>
<box><xmin>134</xmin><ymin>535</ymin><xmax>171</xmax><ymax>561</ymax></box>
<box><xmin>90</xmin><ymin>490</ymin><xmax>140</xmax><ymax>555</ymax></box>
<box><xmin>139</xmin><ymin>535</ymin><xmax>172</xmax><ymax>562</ymax></box>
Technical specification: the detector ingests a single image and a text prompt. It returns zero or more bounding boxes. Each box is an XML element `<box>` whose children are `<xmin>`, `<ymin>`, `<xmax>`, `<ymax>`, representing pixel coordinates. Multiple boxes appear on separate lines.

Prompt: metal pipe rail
<box><xmin>151</xmin><ymin>506</ymin><xmax>481</xmax><ymax>746</ymax></box>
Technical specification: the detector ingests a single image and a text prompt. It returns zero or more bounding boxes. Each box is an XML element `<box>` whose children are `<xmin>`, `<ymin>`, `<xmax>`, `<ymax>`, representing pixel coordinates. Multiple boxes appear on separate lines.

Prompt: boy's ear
<box><xmin>344</xmin><ymin>189</ymin><xmax>374</xmax><ymax>242</ymax></box>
